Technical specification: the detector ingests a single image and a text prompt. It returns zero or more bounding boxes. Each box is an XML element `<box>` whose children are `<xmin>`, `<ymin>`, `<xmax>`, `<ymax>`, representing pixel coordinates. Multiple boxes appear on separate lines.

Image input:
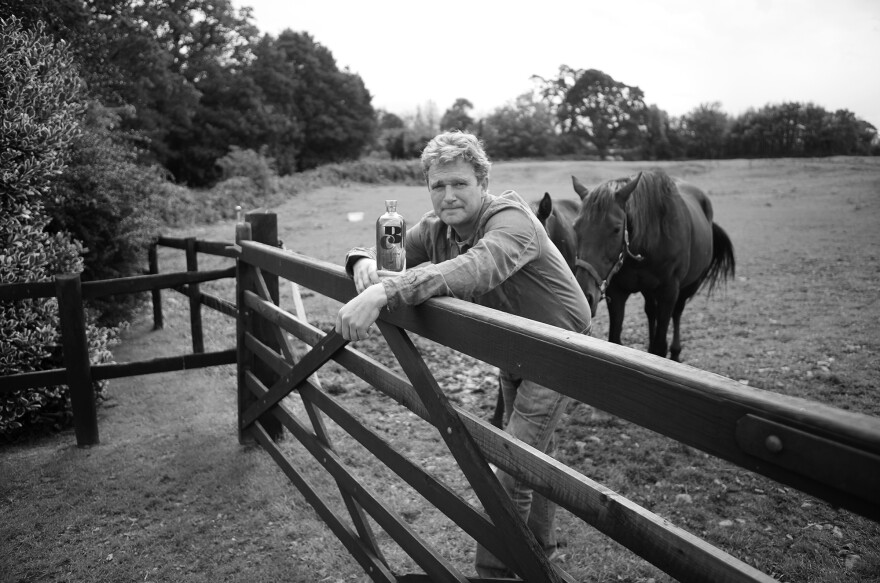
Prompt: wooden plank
<box><xmin>56</xmin><ymin>274</ymin><xmax>98</xmax><ymax>447</ymax></box>
<box><xmin>248</xmin><ymin>421</ymin><xmax>397</xmax><ymax>583</ymax></box>
<box><xmin>155</xmin><ymin>236</ymin><xmax>235</xmax><ymax>257</ymax></box>
<box><xmin>239</xmin><ymin>330</ymin><xmax>347</xmax><ymax>429</ymax></box>
<box><xmin>293</xmin><ymin>376</ymin><xmax>526</xmax><ymax>572</ymax></box>
<box><xmin>148</xmin><ymin>243</ymin><xmax>163</xmax><ymax>329</ymax></box>
<box><xmin>236</xmin><ymin>221</ymin><xmax>257</xmax><ymax>445</ymax></box>
<box><xmin>245</xmin><ymin>372</ymin><xmax>470</xmax><ymax>583</ymax></box>
<box><xmin>239</xmin><ymin>212</ymin><xmax>285</xmax><ymax>441</ymax></box>
<box><xmin>80</xmin><ymin>268</ymin><xmax>235</xmax><ymax>298</ymax></box>
<box><xmin>378</xmin><ymin>321</ymin><xmax>561</xmax><ymax>583</ymax></box>
<box><xmin>0</xmin><ymin>369</ymin><xmax>67</xmax><ymax>393</ymax></box>
<box><xmin>238</xmin><ymin>242</ymin><xmax>880</xmax><ymax>521</ymax></box>
<box><xmin>156</xmin><ymin>235</ymin><xmax>187</xmax><ymax>249</ymax></box>
<box><xmin>252</xmin><ymin>307</ymin><xmax>782</xmax><ymax>582</ymax></box>
<box><xmin>0</xmin><ymin>280</ymin><xmax>56</xmax><ymax>301</ymax></box>
<box><xmin>185</xmin><ymin>237</ymin><xmax>204</xmax><ymax>353</ymax></box>
<box><xmin>736</xmin><ymin>414</ymin><xmax>880</xmax><ymax>502</ymax></box>
<box><xmin>249</xmin><ymin>269</ymin><xmax>385</xmax><ymax>564</ymax></box>
<box><xmin>194</xmin><ymin>239</ymin><xmax>238</xmax><ymax>258</ymax></box>
<box><xmin>244</xmin><ymin>330</ymin><xmax>569</xmax><ymax>580</ymax></box>
<box><xmin>91</xmin><ymin>349</ymin><xmax>236</xmax><ymax>380</ymax></box>
<box><xmin>197</xmin><ymin>290</ymin><xmax>236</xmax><ymax>317</ymax></box>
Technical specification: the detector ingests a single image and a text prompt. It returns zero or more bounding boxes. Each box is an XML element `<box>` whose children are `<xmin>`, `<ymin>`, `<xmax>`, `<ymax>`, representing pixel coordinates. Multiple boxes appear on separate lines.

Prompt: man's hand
<box><xmin>352</xmin><ymin>257</ymin><xmax>380</xmax><ymax>293</ymax></box>
<box><xmin>335</xmin><ymin>282</ymin><xmax>387</xmax><ymax>341</ymax></box>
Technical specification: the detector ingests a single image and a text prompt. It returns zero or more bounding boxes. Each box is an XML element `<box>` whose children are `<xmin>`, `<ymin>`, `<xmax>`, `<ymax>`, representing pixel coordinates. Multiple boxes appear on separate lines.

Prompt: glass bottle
<box><xmin>376</xmin><ymin>199</ymin><xmax>406</xmax><ymax>272</ymax></box>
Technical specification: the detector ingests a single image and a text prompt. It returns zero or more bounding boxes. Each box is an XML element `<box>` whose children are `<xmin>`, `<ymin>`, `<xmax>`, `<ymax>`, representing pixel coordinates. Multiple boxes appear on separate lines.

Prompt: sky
<box><xmin>230</xmin><ymin>0</ymin><xmax>880</xmax><ymax>130</ymax></box>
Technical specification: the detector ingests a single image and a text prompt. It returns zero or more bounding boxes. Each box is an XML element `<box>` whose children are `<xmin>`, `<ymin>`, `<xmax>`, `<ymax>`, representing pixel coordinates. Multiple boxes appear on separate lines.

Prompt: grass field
<box><xmin>2</xmin><ymin>157</ymin><xmax>879</xmax><ymax>582</ymax></box>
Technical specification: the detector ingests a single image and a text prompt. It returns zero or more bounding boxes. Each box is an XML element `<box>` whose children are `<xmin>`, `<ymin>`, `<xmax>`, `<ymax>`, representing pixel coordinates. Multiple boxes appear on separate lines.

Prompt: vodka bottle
<box><xmin>376</xmin><ymin>199</ymin><xmax>406</xmax><ymax>272</ymax></box>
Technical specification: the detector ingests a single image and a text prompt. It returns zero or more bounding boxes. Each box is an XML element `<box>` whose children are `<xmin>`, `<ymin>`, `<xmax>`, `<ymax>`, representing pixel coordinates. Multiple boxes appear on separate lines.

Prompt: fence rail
<box><xmin>232</xmin><ymin>217</ymin><xmax>880</xmax><ymax>582</ymax></box>
<box><xmin>0</xmin><ymin>228</ymin><xmax>255</xmax><ymax>444</ymax></box>
<box><xmin>4</xmin><ymin>209</ymin><xmax>878</xmax><ymax>582</ymax></box>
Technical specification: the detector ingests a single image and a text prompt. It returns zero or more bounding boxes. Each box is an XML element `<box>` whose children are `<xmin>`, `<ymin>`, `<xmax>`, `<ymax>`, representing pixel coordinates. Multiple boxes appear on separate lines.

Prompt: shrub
<box><xmin>0</xmin><ymin>16</ymin><xmax>116</xmax><ymax>441</ymax></box>
<box><xmin>216</xmin><ymin>146</ymin><xmax>278</xmax><ymax>192</ymax></box>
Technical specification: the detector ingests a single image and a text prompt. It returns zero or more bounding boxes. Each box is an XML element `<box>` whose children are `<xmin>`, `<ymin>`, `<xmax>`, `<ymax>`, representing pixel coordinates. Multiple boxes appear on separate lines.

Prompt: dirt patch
<box><xmin>2</xmin><ymin>158</ymin><xmax>879</xmax><ymax>582</ymax></box>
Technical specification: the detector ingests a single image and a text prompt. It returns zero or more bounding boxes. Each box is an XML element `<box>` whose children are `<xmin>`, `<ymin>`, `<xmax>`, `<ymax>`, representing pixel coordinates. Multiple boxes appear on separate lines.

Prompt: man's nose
<box><xmin>443</xmin><ymin>185</ymin><xmax>456</xmax><ymax>200</ymax></box>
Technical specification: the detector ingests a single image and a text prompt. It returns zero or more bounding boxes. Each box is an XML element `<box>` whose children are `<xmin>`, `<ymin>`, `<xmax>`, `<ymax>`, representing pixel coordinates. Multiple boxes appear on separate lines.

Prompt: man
<box><xmin>335</xmin><ymin>131</ymin><xmax>590</xmax><ymax>577</ymax></box>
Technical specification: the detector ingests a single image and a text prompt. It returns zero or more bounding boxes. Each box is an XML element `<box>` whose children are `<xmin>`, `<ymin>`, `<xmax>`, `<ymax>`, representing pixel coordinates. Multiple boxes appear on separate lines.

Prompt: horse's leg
<box><xmin>648</xmin><ymin>285</ymin><xmax>679</xmax><ymax>358</ymax></box>
<box><xmin>643</xmin><ymin>293</ymin><xmax>657</xmax><ymax>345</ymax></box>
<box><xmin>670</xmin><ymin>282</ymin><xmax>699</xmax><ymax>362</ymax></box>
<box><xmin>606</xmin><ymin>290</ymin><xmax>628</xmax><ymax>345</ymax></box>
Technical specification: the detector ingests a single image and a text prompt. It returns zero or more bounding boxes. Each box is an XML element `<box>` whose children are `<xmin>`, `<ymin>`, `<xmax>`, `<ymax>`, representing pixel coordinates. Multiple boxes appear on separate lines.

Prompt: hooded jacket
<box><xmin>345</xmin><ymin>190</ymin><xmax>591</xmax><ymax>335</ymax></box>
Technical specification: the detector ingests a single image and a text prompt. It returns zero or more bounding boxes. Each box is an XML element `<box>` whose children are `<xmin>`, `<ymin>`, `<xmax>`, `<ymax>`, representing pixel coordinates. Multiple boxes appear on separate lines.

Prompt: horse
<box><xmin>491</xmin><ymin>192</ymin><xmax>581</xmax><ymax>428</ymax></box>
<box><xmin>533</xmin><ymin>192</ymin><xmax>579</xmax><ymax>271</ymax></box>
<box><xmin>571</xmin><ymin>169</ymin><xmax>735</xmax><ymax>361</ymax></box>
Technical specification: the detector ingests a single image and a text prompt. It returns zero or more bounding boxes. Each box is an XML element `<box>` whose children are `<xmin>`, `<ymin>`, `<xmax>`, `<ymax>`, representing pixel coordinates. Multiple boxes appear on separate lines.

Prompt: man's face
<box><xmin>427</xmin><ymin>158</ymin><xmax>487</xmax><ymax>238</ymax></box>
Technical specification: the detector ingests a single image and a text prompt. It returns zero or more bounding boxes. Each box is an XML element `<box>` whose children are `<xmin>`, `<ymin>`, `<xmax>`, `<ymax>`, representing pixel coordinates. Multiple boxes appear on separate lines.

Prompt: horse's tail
<box><xmin>701</xmin><ymin>222</ymin><xmax>736</xmax><ymax>295</ymax></box>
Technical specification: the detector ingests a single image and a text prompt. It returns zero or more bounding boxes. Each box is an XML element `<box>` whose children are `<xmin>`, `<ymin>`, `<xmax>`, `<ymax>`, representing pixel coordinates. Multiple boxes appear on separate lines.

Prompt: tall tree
<box><xmin>641</xmin><ymin>105</ymin><xmax>682</xmax><ymax>160</ymax></box>
<box><xmin>250</xmin><ymin>30</ymin><xmax>375</xmax><ymax>171</ymax></box>
<box><xmin>681</xmin><ymin>102</ymin><xmax>729</xmax><ymax>159</ymax></box>
<box><xmin>535</xmin><ymin>66</ymin><xmax>647</xmax><ymax>159</ymax></box>
<box><xmin>440</xmin><ymin>98</ymin><xmax>475</xmax><ymax>132</ymax></box>
<box><xmin>481</xmin><ymin>92</ymin><xmax>558</xmax><ymax>159</ymax></box>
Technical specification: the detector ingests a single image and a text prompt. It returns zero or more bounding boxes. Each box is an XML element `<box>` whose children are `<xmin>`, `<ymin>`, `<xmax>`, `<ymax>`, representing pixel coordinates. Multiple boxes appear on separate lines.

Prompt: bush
<box><xmin>216</xmin><ymin>146</ymin><xmax>278</xmax><ymax>192</ymax></box>
<box><xmin>46</xmin><ymin>102</ymin><xmax>164</xmax><ymax>325</ymax></box>
<box><xmin>0</xmin><ymin>16</ymin><xmax>117</xmax><ymax>441</ymax></box>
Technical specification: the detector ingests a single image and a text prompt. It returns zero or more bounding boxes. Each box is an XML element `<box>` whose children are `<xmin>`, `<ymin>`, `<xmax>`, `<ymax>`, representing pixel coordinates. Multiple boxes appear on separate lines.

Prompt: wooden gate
<box><xmin>233</xmin><ymin>214</ymin><xmax>880</xmax><ymax>583</ymax></box>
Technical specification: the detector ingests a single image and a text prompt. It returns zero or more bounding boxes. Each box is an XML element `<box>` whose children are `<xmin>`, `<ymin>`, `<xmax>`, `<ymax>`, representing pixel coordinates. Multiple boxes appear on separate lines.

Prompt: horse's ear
<box><xmin>537</xmin><ymin>192</ymin><xmax>552</xmax><ymax>221</ymax></box>
<box><xmin>572</xmin><ymin>176</ymin><xmax>590</xmax><ymax>200</ymax></box>
<box><xmin>614</xmin><ymin>172</ymin><xmax>642</xmax><ymax>207</ymax></box>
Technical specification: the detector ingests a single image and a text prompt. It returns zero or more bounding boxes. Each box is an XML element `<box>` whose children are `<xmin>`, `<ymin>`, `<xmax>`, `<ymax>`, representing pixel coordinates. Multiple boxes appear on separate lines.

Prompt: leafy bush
<box><xmin>216</xmin><ymin>146</ymin><xmax>278</xmax><ymax>192</ymax></box>
<box><xmin>0</xmin><ymin>16</ymin><xmax>117</xmax><ymax>441</ymax></box>
<box><xmin>45</xmin><ymin>102</ymin><xmax>164</xmax><ymax>325</ymax></box>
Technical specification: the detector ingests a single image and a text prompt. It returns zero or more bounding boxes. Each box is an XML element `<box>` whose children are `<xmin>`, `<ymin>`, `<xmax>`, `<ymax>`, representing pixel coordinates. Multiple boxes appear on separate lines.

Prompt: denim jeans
<box><xmin>474</xmin><ymin>370</ymin><xmax>569</xmax><ymax>577</ymax></box>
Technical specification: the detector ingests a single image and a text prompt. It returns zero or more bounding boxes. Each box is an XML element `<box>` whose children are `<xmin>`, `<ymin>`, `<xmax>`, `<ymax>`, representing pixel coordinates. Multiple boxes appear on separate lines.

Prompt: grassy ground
<box><xmin>2</xmin><ymin>157</ymin><xmax>879</xmax><ymax>582</ymax></box>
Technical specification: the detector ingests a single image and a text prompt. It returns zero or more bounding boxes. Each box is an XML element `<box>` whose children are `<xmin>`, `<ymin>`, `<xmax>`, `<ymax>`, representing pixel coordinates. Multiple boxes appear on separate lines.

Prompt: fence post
<box><xmin>185</xmin><ymin>237</ymin><xmax>204</xmax><ymax>353</ymax></box>
<box><xmin>55</xmin><ymin>273</ymin><xmax>99</xmax><ymax>447</ymax></box>
<box><xmin>148</xmin><ymin>241</ymin><xmax>163</xmax><ymax>330</ymax></box>
<box><xmin>236</xmin><ymin>211</ymin><xmax>283</xmax><ymax>442</ymax></box>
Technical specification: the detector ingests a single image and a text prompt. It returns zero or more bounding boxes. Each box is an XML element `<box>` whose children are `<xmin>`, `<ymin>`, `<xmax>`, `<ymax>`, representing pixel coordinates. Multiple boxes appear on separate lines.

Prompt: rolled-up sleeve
<box><xmin>383</xmin><ymin>207</ymin><xmax>540</xmax><ymax>310</ymax></box>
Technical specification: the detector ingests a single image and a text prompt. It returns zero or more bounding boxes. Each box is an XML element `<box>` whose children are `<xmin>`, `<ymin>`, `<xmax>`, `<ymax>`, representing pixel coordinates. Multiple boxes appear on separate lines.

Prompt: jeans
<box><xmin>474</xmin><ymin>369</ymin><xmax>569</xmax><ymax>577</ymax></box>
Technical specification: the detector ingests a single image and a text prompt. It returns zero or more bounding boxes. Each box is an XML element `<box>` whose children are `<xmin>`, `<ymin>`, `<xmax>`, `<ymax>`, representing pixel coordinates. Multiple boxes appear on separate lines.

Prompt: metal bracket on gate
<box><xmin>735</xmin><ymin>414</ymin><xmax>880</xmax><ymax>506</ymax></box>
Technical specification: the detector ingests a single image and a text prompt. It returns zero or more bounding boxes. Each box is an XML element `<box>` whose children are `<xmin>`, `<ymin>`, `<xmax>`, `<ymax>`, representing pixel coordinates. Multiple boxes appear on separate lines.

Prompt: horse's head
<box><xmin>534</xmin><ymin>192</ymin><xmax>577</xmax><ymax>270</ymax></box>
<box><xmin>572</xmin><ymin>173</ymin><xmax>642</xmax><ymax>315</ymax></box>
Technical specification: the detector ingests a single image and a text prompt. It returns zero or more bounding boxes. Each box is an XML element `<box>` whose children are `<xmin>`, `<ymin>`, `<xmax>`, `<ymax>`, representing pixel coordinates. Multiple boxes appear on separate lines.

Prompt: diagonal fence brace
<box><xmin>241</xmin><ymin>330</ymin><xmax>348</xmax><ymax>429</ymax></box>
<box><xmin>377</xmin><ymin>320</ymin><xmax>562</xmax><ymax>583</ymax></box>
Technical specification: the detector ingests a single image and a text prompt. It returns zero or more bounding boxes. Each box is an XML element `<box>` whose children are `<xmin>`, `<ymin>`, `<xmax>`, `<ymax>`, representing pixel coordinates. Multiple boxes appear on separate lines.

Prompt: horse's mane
<box><xmin>584</xmin><ymin>170</ymin><xmax>678</xmax><ymax>251</ymax></box>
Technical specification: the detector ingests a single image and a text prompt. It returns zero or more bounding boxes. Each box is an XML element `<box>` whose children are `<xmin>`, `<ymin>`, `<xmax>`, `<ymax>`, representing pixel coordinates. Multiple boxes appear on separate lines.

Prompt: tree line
<box><xmin>7</xmin><ymin>2</ymin><xmax>876</xmax><ymax>193</ymax></box>
<box><xmin>421</xmin><ymin>68</ymin><xmax>878</xmax><ymax>162</ymax></box>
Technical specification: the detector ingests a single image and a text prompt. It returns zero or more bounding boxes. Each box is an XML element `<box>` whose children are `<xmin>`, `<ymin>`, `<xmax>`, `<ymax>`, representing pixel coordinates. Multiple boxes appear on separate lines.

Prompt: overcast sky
<box><xmin>231</xmin><ymin>0</ymin><xmax>880</xmax><ymax>130</ymax></box>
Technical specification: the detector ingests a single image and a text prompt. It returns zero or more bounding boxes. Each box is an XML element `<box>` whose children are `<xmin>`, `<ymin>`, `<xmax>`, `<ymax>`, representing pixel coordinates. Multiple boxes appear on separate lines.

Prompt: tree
<box><xmin>535</xmin><ymin>66</ymin><xmax>647</xmax><ymax>159</ymax></box>
<box><xmin>481</xmin><ymin>92</ymin><xmax>559</xmax><ymax>159</ymax></box>
<box><xmin>4</xmin><ymin>0</ymin><xmax>261</xmax><ymax>185</ymax></box>
<box><xmin>680</xmin><ymin>102</ymin><xmax>729</xmax><ymax>159</ymax></box>
<box><xmin>251</xmin><ymin>30</ymin><xmax>375</xmax><ymax>171</ymax></box>
<box><xmin>440</xmin><ymin>98</ymin><xmax>475</xmax><ymax>132</ymax></box>
<box><xmin>641</xmin><ymin>105</ymin><xmax>683</xmax><ymax>160</ymax></box>
<box><xmin>726</xmin><ymin>102</ymin><xmax>876</xmax><ymax>158</ymax></box>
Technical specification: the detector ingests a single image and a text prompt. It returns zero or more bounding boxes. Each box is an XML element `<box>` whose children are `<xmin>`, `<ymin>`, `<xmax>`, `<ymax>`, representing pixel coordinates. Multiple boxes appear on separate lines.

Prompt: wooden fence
<box><xmin>233</xmin><ymin>214</ymin><xmax>880</xmax><ymax>582</ymax></box>
<box><xmin>3</xmin><ymin>210</ymin><xmax>878</xmax><ymax>581</ymax></box>
<box><xmin>0</xmin><ymin>211</ymin><xmax>280</xmax><ymax>445</ymax></box>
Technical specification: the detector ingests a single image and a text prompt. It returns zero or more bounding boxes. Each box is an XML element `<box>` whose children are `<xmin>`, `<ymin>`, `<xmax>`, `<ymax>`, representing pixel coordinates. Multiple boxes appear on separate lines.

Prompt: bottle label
<box><xmin>379</xmin><ymin>225</ymin><xmax>403</xmax><ymax>249</ymax></box>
